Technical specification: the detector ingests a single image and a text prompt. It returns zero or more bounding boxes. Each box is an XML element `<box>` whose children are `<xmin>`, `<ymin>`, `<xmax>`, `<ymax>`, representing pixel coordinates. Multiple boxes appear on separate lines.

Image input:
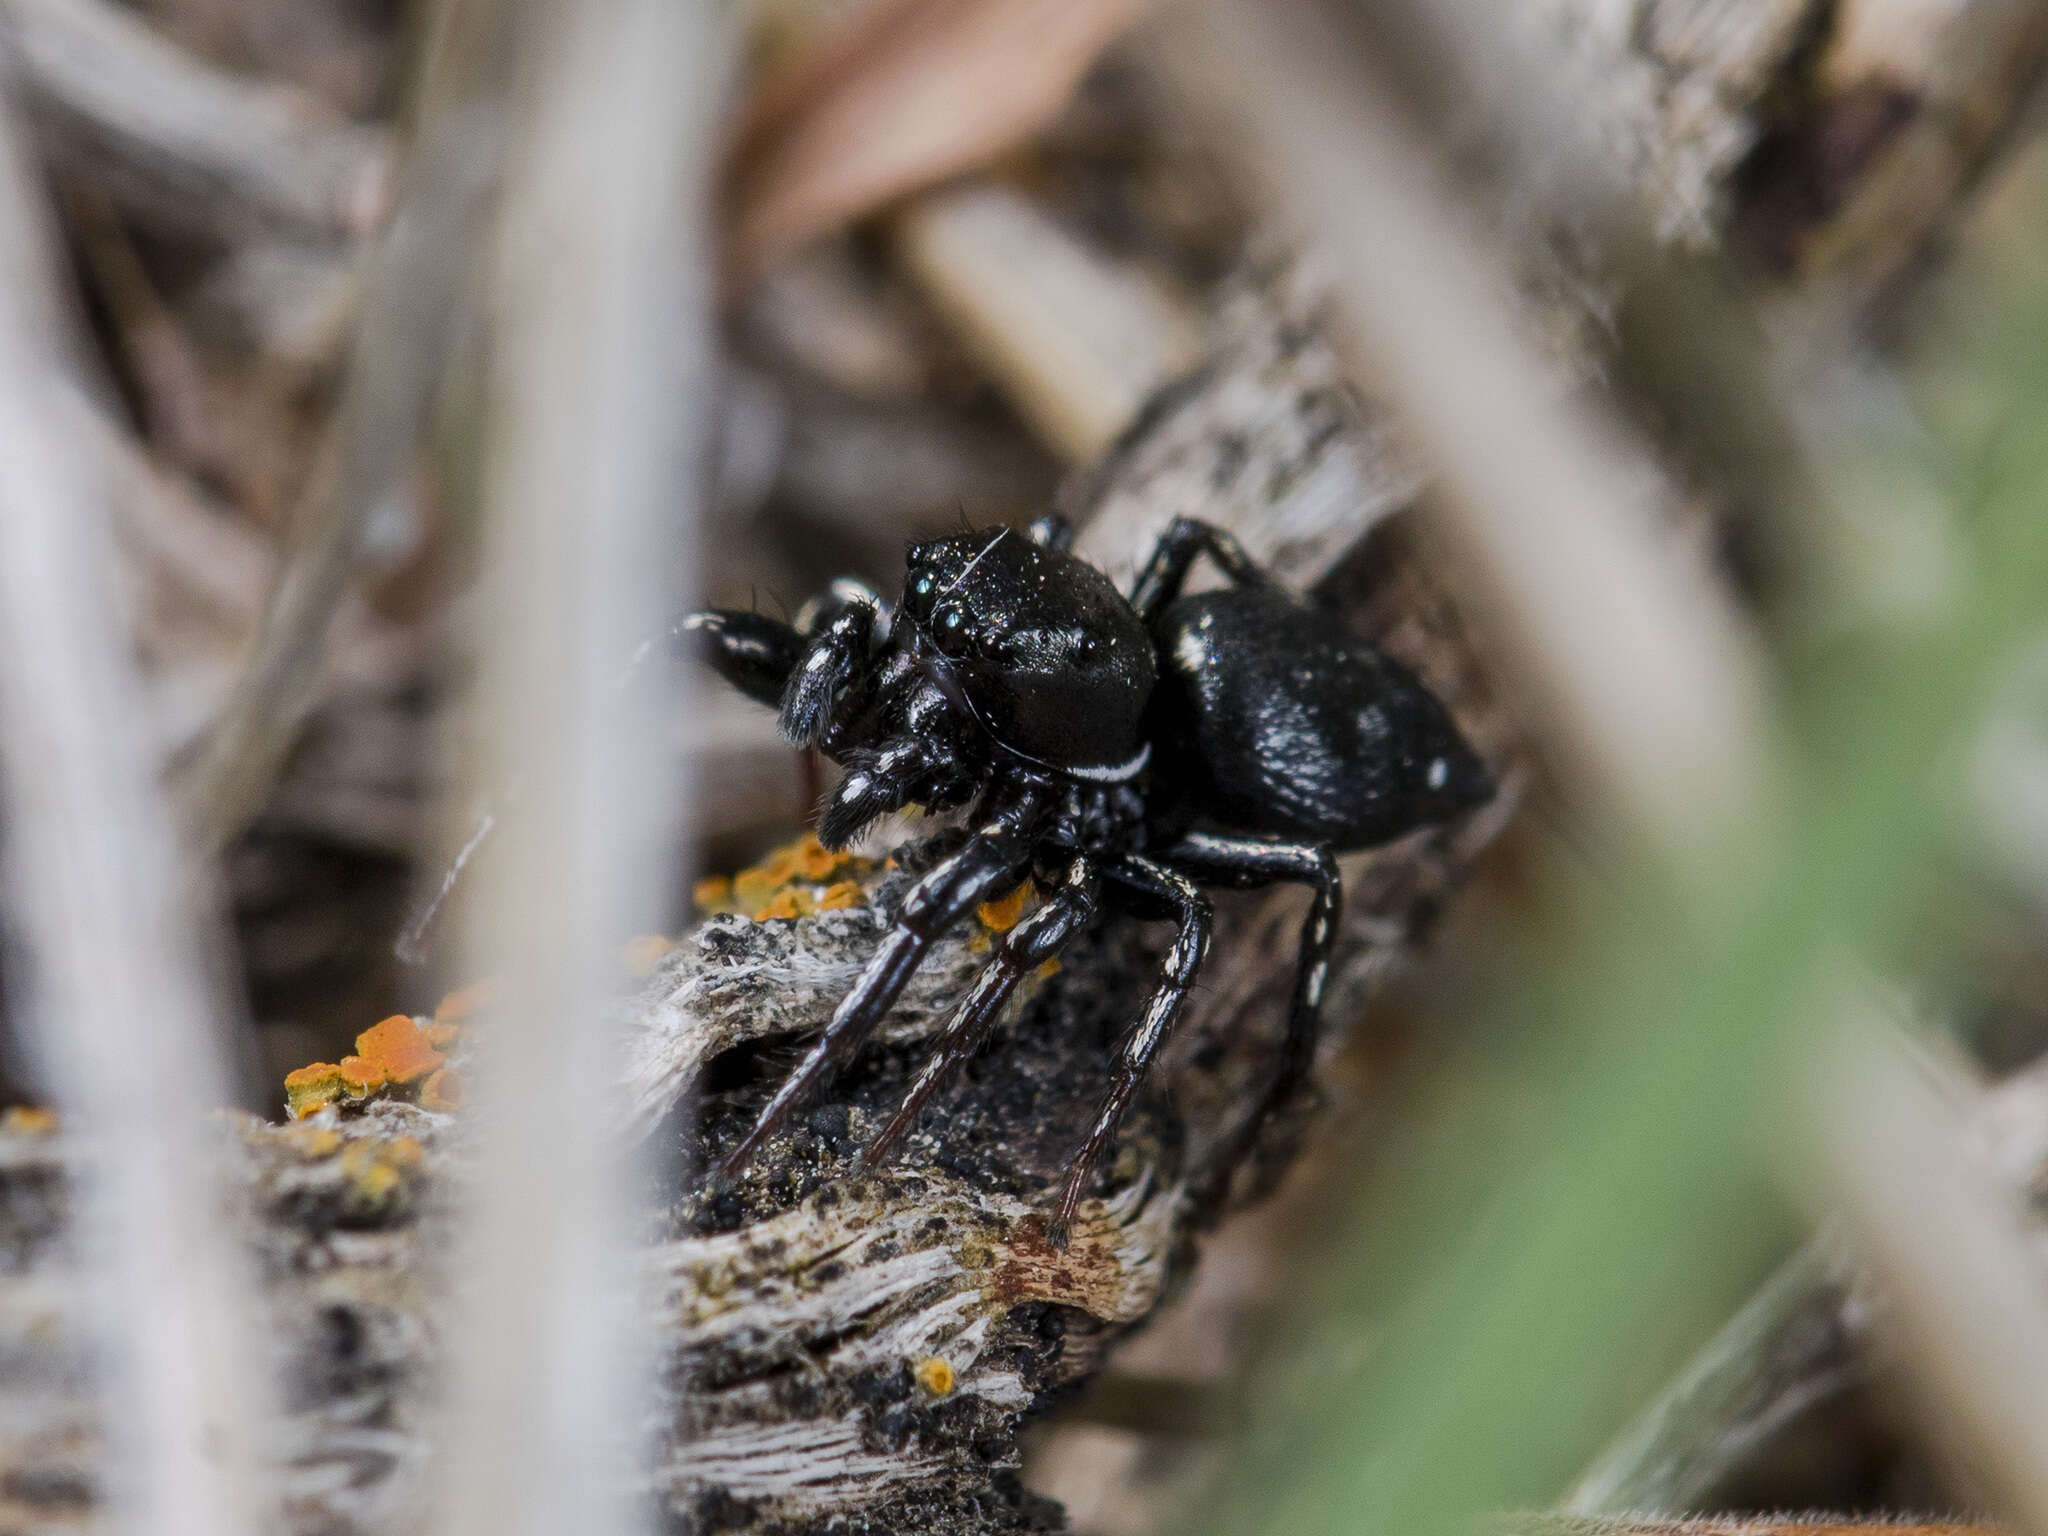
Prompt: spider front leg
<box><xmin>1127</xmin><ymin>515</ymin><xmax>1270</xmax><ymax>621</ymax></box>
<box><xmin>713</xmin><ymin>792</ymin><xmax>1046</xmax><ymax>1182</ymax></box>
<box><xmin>673</xmin><ymin>609</ymin><xmax>808</xmax><ymax>710</ymax></box>
<box><xmin>1052</xmin><ymin>855</ymin><xmax>1212</xmax><ymax>1248</ymax></box>
<box><xmin>862</xmin><ymin>856</ymin><xmax>1100</xmax><ymax>1167</ymax></box>
<box><xmin>817</xmin><ymin>732</ymin><xmax>975</xmax><ymax>849</ymax></box>
<box><xmin>780</xmin><ymin>580</ymin><xmax>888</xmax><ymax>746</ymax></box>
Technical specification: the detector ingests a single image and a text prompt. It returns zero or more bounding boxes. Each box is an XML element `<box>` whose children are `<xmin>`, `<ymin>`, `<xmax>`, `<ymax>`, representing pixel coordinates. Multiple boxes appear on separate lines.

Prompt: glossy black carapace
<box><xmin>684</xmin><ymin>515</ymin><xmax>1491</xmax><ymax>1242</ymax></box>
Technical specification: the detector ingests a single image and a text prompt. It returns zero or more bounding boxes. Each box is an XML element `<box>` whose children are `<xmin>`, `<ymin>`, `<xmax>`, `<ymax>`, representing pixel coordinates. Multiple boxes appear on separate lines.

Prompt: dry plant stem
<box><xmin>1802</xmin><ymin>1018</ymin><xmax>2048</xmax><ymax>1533</ymax></box>
<box><xmin>0</xmin><ymin>92</ymin><xmax>268</xmax><ymax>1536</ymax></box>
<box><xmin>1567</xmin><ymin>1045</ymin><xmax>2048</xmax><ymax>1518</ymax></box>
<box><xmin>892</xmin><ymin>180</ymin><xmax>1200</xmax><ymax>462</ymax></box>
<box><xmin>1517</xmin><ymin>1522</ymin><xmax>2006</xmax><ymax>1536</ymax></box>
<box><xmin>1563</xmin><ymin>1241</ymin><xmax>1865</xmax><ymax>1515</ymax></box>
<box><xmin>0</xmin><ymin>0</ymin><xmax>389</xmax><ymax>244</ymax></box>
<box><xmin>438</xmin><ymin>0</ymin><xmax>715</xmax><ymax>1533</ymax></box>
<box><xmin>724</xmin><ymin>0</ymin><xmax>1153</xmax><ymax>282</ymax></box>
<box><xmin>173</xmin><ymin>56</ymin><xmax>502</xmax><ymax>856</ymax></box>
<box><xmin>1151</xmin><ymin>0</ymin><xmax>1772</xmax><ymax>871</ymax></box>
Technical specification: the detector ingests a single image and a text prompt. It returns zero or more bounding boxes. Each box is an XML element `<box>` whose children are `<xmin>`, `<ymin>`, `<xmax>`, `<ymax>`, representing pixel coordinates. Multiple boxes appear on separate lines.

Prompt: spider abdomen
<box><xmin>1151</xmin><ymin>588</ymin><xmax>1493</xmax><ymax>849</ymax></box>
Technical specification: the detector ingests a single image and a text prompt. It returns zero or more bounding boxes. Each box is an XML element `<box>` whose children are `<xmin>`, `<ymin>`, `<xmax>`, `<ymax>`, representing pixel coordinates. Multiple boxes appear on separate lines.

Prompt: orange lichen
<box><xmin>286</xmin><ymin>1123</ymin><xmax>343</xmax><ymax>1158</ymax></box>
<box><xmin>284</xmin><ymin>1062</ymin><xmax>351</xmax><ymax>1120</ymax></box>
<box><xmin>816</xmin><ymin>880</ymin><xmax>865</xmax><ymax>911</ymax></box>
<box><xmin>696</xmin><ymin>832</ymin><xmax>879</xmax><ymax>922</ymax></box>
<box><xmin>354</xmin><ymin>1015</ymin><xmax>445</xmax><ymax>1085</ymax></box>
<box><xmin>622</xmin><ymin>934</ymin><xmax>673</xmax><ymax>977</ymax></box>
<box><xmin>756</xmin><ymin>888</ymin><xmax>805</xmax><ymax>921</ymax></box>
<box><xmin>423</xmin><ymin>1021</ymin><xmax>462</xmax><ymax>1051</ymax></box>
<box><xmin>285</xmin><ymin>1014</ymin><xmax>448</xmax><ymax>1119</ymax></box>
<box><xmin>338</xmin><ymin>1140</ymin><xmax>416</xmax><ymax>1203</ymax></box>
<box><xmin>420</xmin><ymin>1068</ymin><xmax>466</xmax><ymax>1112</ymax></box>
<box><xmin>977</xmin><ymin>881</ymin><xmax>1033</xmax><ymax>932</ymax></box>
<box><xmin>0</xmin><ymin>1105</ymin><xmax>57</xmax><ymax>1136</ymax></box>
<box><xmin>794</xmin><ymin>838</ymin><xmax>840</xmax><ymax>881</ymax></box>
<box><xmin>433</xmin><ymin>980</ymin><xmax>493</xmax><ymax>1024</ymax></box>
<box><xmin>336</xmin><ymin>1056</ymin><xmax>386</xmax><ymax>1091</ymax></box>
<box><xmin>913</xmin><ymin>1357</ymin><xmax>955</xmax><ymax>1396</ymax></box>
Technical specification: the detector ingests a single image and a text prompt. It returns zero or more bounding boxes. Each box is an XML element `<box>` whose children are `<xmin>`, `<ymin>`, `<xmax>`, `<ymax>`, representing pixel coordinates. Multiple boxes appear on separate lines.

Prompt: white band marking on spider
<box><xmin>1064</xmin><ymin>743</ymin><xmax>1152</xmax><ymax>782</ymax></box>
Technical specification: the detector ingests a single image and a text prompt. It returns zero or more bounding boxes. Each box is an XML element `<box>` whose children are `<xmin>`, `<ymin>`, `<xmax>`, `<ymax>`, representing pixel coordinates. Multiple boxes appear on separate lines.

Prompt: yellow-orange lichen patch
<box><xmin>339</xmin><ymin>1140</ymin><xmax>414</xmax><ymax>1203</ymax></box>
<box><xmin>423</xmin><ymin>1021</ymin><xmax>462</xmax><ymax>1051</ymax></box>
<box><xmin>433</xmin><ymin>980</ymin><xmax>493</xmax><ymax>1025</ymax></box>
<box><xmin>284</xmin><ymin>1062</ymin><xmax>351</xmax><ymax>1120</ymax></box>
<box><xmin>756</xmin><ymin>889</ymin><xmax>805</xmax><ymax>921</ymax></box>
<box><xmin>336</xmin><ymin>1056</ymin><xmax>385</xmax><ymax>1092</ymax></box>
<box><xmin>354</xmin><ymin>1015</ymin><xmax>445</xmax><ymax>1085</ymax></box>
<box><xmin>977</xmin><ymin>882</ymin><xmax>1033</xmax><ymax>933</ymax></box>
<box><xmin>420</xmin><ymin>1068</ymin><xmax>465</xmax><ymax>1112</ymax></box>
<box><xmin>0</xmin><ymin>1106</ymin><xmax>58</xmax><ymax>1136</ymax></box>
<box><xmin>621</xmin><ymin>934</ymin><xmax>672</xmax><ymax>977</ymax></box>
<box><xmin>698</xmin><ymin>832</ymin><xmax>880</xmax><ymax>922</ymax></box>
<box><xmin>913</xmin><ymin>1357</ymin><xmax>955</xmax><ymax>1396</ymax></box>
<box><xmin>794</xmin><ymin>838</ymin><xmax>840</xmax><ymax>881</ymax></box>
<box><xmin>285</xmin><ymin>1014</ymin><xmax>448</xmax><ymax>1119</ymax></box>
<box><xmin>286</xmin><ymin>1123</ymin><xmax>343</xmax><ymax>1158</ymax></box>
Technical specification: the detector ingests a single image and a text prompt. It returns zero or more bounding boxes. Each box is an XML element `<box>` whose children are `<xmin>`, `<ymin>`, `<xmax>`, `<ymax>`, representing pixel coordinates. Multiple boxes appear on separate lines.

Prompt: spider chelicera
<box><xmin>683</xmin><ymin>513</ymin><xmax>1493</xmax><ymax>1243</ymax></box>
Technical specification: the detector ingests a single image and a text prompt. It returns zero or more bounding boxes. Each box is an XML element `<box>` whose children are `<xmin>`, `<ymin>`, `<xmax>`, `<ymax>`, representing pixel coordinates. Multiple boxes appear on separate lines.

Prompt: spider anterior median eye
<box><xmin>937</xmin><ymin>606</ymin><xmax>966</xmax><ymax>635</ymax></box>
<box><xmin>1427</xmin><ymin>757</ymin><xmax>1448</xmax><ymax>790</ymax></box>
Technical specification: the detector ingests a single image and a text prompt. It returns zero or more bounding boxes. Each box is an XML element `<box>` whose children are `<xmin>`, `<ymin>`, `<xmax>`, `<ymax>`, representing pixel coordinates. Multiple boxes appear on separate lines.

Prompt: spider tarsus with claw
<box><xmin>682</xmin><ymin>513</ymin><xmax>1493</xmax><ymax>1246</ymax></box>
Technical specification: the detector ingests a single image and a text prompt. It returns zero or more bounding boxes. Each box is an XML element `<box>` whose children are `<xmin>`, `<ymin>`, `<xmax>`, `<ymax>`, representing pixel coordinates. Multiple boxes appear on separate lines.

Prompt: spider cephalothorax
<box><xmin>684</xmin><ymin>514</ymin><xmax>1492</xmax><ymax>1243</ymax></box>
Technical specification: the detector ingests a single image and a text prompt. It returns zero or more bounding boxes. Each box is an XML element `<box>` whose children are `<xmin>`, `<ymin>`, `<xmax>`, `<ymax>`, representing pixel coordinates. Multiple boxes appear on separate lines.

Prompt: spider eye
<box><xmin>935</xmin><ymin>604</ymin><xmax>967</xmax><ymax>638</ymax></box>
<box><xmin>1072</xmin><ymin>631</ymin><xmax>1097</xmax><ymax>661</ymax></box>
<box><xmin>912</xmin><ymin>574</ymin><xmax>934</xmax><ymax>598</ymax></box>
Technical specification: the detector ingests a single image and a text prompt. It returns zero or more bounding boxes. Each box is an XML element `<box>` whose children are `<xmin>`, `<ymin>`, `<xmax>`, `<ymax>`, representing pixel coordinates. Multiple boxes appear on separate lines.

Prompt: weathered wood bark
<box><xmin>0</xmin><ymin>0</ymin><xmax>2040</xmax><ymax>1530</ymax></box>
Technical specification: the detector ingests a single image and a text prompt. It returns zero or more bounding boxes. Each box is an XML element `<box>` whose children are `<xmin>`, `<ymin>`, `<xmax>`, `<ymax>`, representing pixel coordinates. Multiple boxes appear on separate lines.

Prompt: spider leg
<box><xmin>779</xmin><ymin>595</ymin><xmax>882</xmax><ymax>747</ymax></box>
<box><xmin>1027</xmin><ymin>511</ymin><xmax>1074</xmax><ymax>550</ymax></box>
<box><xmin>676</xmin><ymin>577</ymin><xmax>889</xmax><ymax>721</ymax></box>
<box><xmin>713</xmin><ymin>794</ymin><xmax>1046</xmax><ymax>1181</ymax></box>
<box><xmin>862</xmin><ymin>856</ymin><xmax>1100</xmax><ymax>1168</ymax></box>
<box><xmin>1153</xmin><ymin>831</ymin><xmax>1341</xmax><ymax>1129</ymax></box>
<box><xmin>817</xmin><ymin>734</ymin><xmax>971</xmax><ymax>850</ymax></box>
<box><xmin>1051</xmin><ymin>855</ymin><xmax>1212</xmax><ymax>1248</ymax></box>
<box><xmin>673</xmin><ymin>610</ymin><xmax>808</xmax><ymax>710</ymax></box>
<box><xmin>1127</xmin><ymin>515</ymin><xmax>1271</xmax><ymax>621</ymax></box>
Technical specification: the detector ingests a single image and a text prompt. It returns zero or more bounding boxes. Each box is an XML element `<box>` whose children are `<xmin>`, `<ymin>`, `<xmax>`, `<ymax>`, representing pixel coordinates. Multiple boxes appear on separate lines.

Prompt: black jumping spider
<box><xmin>685</xmin><ymin>514</ymin><xmax>1492</xmax><ymax>1243</ymax></box>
